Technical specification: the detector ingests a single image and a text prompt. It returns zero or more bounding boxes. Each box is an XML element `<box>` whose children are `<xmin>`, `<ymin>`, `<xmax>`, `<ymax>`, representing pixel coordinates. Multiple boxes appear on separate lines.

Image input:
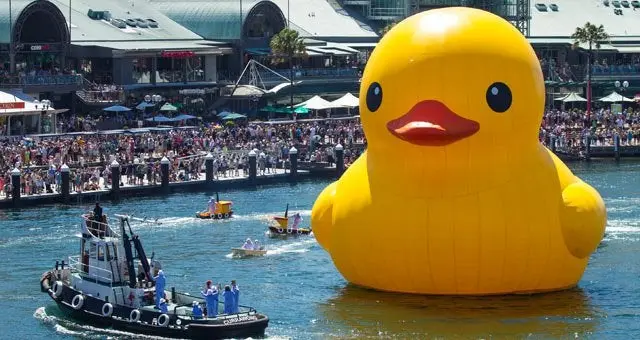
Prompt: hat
<box><xmin>160</xmin><ymin>298</ymin><xmax>166</xmax><ymax>304</ymax></box>
<box><xmin>192</xmin><ymin>301</ymin><xmax>199</xmax><ymax>306</ymax></box>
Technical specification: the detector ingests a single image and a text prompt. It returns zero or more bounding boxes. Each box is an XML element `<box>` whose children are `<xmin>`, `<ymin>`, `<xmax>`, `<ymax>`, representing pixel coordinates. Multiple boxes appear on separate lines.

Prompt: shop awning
<box><xmin>72</xmin><ymin>40</ymin><xmax>232</xmax><ymax>54</ymax></box>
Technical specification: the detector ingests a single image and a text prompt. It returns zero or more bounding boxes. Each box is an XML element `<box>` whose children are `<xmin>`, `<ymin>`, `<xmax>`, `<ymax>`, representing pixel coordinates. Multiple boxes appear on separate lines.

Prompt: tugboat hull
<box><xmin>43</xmin><ymin>276</ymin><xmax>268</xmax><ymax>339</ymax></box>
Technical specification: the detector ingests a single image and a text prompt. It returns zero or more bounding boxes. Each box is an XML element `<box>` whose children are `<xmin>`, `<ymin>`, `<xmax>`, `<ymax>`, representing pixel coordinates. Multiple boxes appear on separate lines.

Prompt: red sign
<box><xmin>0</xmin><ymin>102</ymin><xmax>25</xmax><ymax>109</ymax></box>
<box><xmin>161</xmin><ymin>51</ymin><xmax>195</xmax><ymax>58</ymax></box>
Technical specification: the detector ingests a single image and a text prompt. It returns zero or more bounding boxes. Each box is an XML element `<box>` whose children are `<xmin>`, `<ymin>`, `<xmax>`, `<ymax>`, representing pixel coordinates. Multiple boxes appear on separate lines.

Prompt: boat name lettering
<box><xmin>222</xmin><ymin>315</ymin><xmax>257</xmax><ymax>324</ymax></box>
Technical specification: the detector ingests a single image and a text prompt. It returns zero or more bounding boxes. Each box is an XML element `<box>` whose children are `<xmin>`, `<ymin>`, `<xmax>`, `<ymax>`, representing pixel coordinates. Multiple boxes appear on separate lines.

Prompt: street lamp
<box><xmin>614</xmin><ymin>80</ymin><xmax>629</xmax><ymax>93</ymax></box>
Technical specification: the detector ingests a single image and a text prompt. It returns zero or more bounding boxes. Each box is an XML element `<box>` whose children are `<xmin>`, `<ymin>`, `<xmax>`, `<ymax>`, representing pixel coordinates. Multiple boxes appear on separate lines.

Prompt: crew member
<box><xmin>201</xmin><ymin>280</ymin><xmax>220</xmax><ymax>317</ymax></box>
<box><xmin>292</xmin><ymin>213</ymin><xmax>302</xmax><ymax>229</ymax></box>
<box><xmin>223</xmin><ymin>285</ymin><xmax>235</xmax><ymax>314</ymax></box>
<box><xmin>231</xmin><ymin>280</ymin><xmax>240</xmax><ymax>313</ymax></box>
<box><xmin>192</xmin><ymin>301</ymin><xmax>203</xmax><ymax>319</ymax></box>
<box><xmin>241</xmin><ymin>238</ymin><xmax>254</xmax><ymax>250</ymax></box>
<box><xmin>153</xmin><ymin>270</ymin><xmax>166</xmax><ymax>308</ymax></box>
<box><xmin>253</xmin><ymin>239</ymin><xmax>261</xmax><ymax>250</ymax></box>
<box><xmin>208</xmin><ymin>198</ymin><xmax>216</xmax><ymax>215</ymax></box>
<box><xmin>159</xmin><ymin>298</ymin><xmax>168</xmax><ymax>313</ymax></box>
<box><xmin>93</xmin><ymin>202</ymin><xmax>103</xmax><ymax>221</ymax></box>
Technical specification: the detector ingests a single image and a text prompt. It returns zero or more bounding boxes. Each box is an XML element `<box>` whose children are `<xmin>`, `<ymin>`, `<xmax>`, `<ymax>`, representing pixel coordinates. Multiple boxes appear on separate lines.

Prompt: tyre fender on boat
<box><xmin>52</xmin><ymin>280</ymin><xmax>63</xmax><ymax>298</ymax></box>
<box><xmin>157</xmin><ymin>313</ymin><xmax>170</xmax><ymax>327</ymax></box>
<box><xmin>297</xmin><ymin>229</ymin><xmax>302</xmax><ymax>235</ymax></box>
<box><xmin>277</xmin><ymin>228</ymin><xmax>283</xmax><ymax>233</ymax></box>
<box><xmin>130</xmin><ymin>309</ymin><xmax>141</xmax><ymax>323</ymax></box>
<box><xmin>287</xmin><ymin>228</ymin><xmax>292</xmax><ymax>234</ymax></box>
<box><xmin>224</xmin><ymin>212</ymin><xmax>229</xmax><ymax>218</ymax></box>
<box><xmin>217</xmin><ymin>213</ymin><xmax>223</xmax><ymax>219</ymax></box>
<box><xmin>71</xmin><ymin>294</ymin><xmax>84</xmax><ymax>310</ymax></box>
<box><xmin>102</xmin><ymin>303</ymin><xmax>113</xmax><ymax>317</ymax></box>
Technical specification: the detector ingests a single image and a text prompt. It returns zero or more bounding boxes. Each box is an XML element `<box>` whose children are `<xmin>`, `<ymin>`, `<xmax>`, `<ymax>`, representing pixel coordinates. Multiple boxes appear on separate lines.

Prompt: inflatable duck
<box><xmin>311</xmin><ymin>7</ymin><xmax>606</xmax><ymax>295</ymax></box>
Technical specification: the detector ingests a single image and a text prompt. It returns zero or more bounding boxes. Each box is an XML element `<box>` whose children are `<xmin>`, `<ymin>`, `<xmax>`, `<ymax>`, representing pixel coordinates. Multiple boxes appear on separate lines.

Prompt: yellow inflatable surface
<box><xmin>311</xmin><ymin>7</ymin><xmax>607</xmax><ymax>295</ymax></box>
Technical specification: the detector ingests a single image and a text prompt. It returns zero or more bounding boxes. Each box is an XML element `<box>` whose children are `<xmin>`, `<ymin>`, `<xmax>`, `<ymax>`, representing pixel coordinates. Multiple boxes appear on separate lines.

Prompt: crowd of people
<box><xmin>0</xmin><ymin>119</ymin><xmax>364</xmax><ymax>200</ymax></box>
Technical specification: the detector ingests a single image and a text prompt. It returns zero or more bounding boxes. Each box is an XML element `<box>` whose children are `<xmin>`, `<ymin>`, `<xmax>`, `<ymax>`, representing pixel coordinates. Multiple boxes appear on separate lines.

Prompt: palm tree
<box><xmin>270</xmin><ymin>28</ymin><xmax>307</xmax><ymax>113</ymax></box>
<box><xmin>571</xmin><ymin>22</ymin><xmax>609</xmax><ymax>123</ymax></box>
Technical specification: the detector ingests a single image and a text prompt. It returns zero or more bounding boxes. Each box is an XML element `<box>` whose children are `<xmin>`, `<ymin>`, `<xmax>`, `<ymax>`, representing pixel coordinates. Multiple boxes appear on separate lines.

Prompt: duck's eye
<box><xmin>366</xmin><ymin>82</ymin><xmax>383</xmax><ymax>112</ymax></box>
<box><xmin>486</xmin><ymin>82</ymin><xmax>512</xmax><ymax>113</ymax></box>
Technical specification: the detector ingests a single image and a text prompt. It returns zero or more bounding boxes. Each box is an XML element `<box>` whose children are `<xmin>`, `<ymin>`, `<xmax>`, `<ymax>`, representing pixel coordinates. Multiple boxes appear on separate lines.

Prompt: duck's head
<box><xmin>360</xmin><ymin>7</ymin><xmax>544</xmax><ymax>154</ymax></box>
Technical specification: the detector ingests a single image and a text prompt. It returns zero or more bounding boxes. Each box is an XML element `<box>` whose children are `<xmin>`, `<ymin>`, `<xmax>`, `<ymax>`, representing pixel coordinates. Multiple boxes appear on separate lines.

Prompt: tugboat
<box><xmin>40</xmin><ymin>213</ymin><xmax>269</xmax><ymax>339</ymax></box>
<box><xmin>268</xmin><ymin>204</ymin><xmax>312</xmax><ymax>238</ymax></box>
<box><xmin>196</xmin><ymin>193</ymin><xmax>234</xmax><ymax>219</ymax></box>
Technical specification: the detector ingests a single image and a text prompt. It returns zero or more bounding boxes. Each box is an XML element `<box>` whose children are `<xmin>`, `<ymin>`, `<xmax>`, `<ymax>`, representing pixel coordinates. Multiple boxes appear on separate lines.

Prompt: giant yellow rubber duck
<box><xmin>311</xmin><ymin>7</ymin><xmax>607</xmax><ymax>295</ymax></box>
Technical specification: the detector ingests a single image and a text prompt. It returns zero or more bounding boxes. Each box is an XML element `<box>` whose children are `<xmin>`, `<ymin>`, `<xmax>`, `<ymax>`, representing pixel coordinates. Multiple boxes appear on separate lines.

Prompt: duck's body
<box><xmin>312</xmin><ymin>7</ymin><xmax>606</xmax><ymax>295</ymax></box>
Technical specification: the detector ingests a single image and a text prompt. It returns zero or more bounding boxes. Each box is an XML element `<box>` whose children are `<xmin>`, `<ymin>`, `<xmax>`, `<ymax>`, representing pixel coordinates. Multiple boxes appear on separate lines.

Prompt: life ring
<box><xmin>52</xmin><ymin>280</ymin><xmax>63</xmax><ymax>298</ymax></box>
<box><xmin>217</xmin><ymin>213</ymin><xmax>223</xmax><ymax>219</ymax></box>
<box><xmin>287</xmin><ymin>228</ymin><xmax>292</xmax><ymax>234</ymax></box>
<box><xmin>130</xmin><ymin>309</ymin><xmax>141</xmax><ymax>323</ymax></box>
<box><xmin>277</xmin><ymin>228</ymin><xmax>283</xmax><ymax>233</ymax></box>
<box><xmin>297</xmin><ymin>229</ymin><xmax>302</xmax><ymax>235</ymax></box>
<box><xmin>102</xmin><ymin>303</ymin><xmax>113</xmax><ymax>317</ymax></box>
<box><xmin>157</xmin><ymin>313</ymin><xmax>170</xmax><ymax>327</ymax></box>
<box><xmin>71</xmin><ymin>294</ymin><xmax>84</xmax><ymax>310</ymax></box>
<box><xmin>223</xmin><ymin>212</ymin><xmax>229</xmax><ymax>218</ymax></box>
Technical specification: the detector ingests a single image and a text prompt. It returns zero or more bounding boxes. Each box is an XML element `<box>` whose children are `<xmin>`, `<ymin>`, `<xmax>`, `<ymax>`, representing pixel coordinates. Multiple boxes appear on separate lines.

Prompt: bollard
<box><xmin>11</xmin><ymin>168</ymin><xmax>20</xmax><ymax>207</ymax></box>
<box><xmin>111</xmin><ymin>160</ymin><xmax>121</xmax><ymax>201</ymax></box>
<box><xmin>60</xmin><ymin>164</ymin><xmax>70</xmax><ymax>203</ymax></box>
<box><xmin>289</xmin><ymin>146</ymin><xmax>298</xmax><ymax>180</ymax></box>
<box><xmin>615</xmin><ymin>134</ymin><xmax>620</xmax><ymax>162</ymax></box>
<box><xmin>248</xmin><ymin>150</ymin><xmax>257</xmax><ymax>185</ymax></box>
<box><xmin>205</xmin><ymin>153</ymin><xmax>214</xmax><ymax>184</ymax></box>
<box><xmin>335</xmin><ymin>144</ymin><xmax>344</xmax><ymax>176</ymax></box>
<box><xmin>585</xmin><ymin>135</ymin><xmax>591</xmax><ymax>162</ymax></box>
<box><xmin>161</xmin><ymin>157</ymin><xmax>170</xmax><ymax>194</ymax></box>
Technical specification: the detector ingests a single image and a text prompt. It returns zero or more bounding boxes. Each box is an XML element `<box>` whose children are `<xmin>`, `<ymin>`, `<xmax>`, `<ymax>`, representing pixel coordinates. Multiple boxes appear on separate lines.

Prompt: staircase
<box><xmin>75</xmin><ymin>77</ymin><xmax>125</xmax><ymax>106</ymax></box>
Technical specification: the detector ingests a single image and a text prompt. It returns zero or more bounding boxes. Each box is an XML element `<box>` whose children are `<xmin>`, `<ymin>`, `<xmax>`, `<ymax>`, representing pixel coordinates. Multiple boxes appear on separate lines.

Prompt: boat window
<box><xmin>89</xmin><ymin>242</ymin><xmax>97</xmax><ymax>258</ymax></box>
<box><xmin>98</xmin><ymin>245</ymin><xmax>105</xmax><ymax>261</ymax></box>
<box><xmin>106</xmin><ymin>245</ymin><xmax>112</xmax><ymax>261</ymax></box>
<box><xmin>80</xmin><ymin>238</ymin><xmax>86</xmax><ymax>255</ymax></box>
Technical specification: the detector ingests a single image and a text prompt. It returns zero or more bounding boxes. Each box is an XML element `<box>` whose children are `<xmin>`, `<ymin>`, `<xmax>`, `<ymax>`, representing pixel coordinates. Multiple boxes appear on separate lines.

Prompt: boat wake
<box><xmin>604</xmin><ymin>219</ymin><xmax>640</xmax><ymax>241</ymax></box>
<box><xmin>266</xmin><ymin>238</ymin><xmax>317</xmax><ymax>256</ymax></box>
<box><xmin>34</xmin><ymin>307</ymin><xmax>174</xmax><ymax>339</ymax></box>
<box><xmin>232</xmin><ymin>210</ymin><xmax>312</xmax><ymax>222</ymax></box>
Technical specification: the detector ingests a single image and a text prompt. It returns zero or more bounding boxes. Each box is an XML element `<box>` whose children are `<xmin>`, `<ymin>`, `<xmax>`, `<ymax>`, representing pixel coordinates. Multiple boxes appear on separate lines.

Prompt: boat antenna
<box><xmin>285</xmin><ymin>204</ymin><xmax>289</xmax><ymax>218</ymax></box>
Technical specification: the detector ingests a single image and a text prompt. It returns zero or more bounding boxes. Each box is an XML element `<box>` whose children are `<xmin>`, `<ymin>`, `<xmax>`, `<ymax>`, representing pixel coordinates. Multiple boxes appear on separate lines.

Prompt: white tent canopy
<box><xmin>0</xmin><ymin>90</ymin><xmax>59</xmax><ymax>114</ymax></box>
<box><xmin>294</xmin><ymin>95</ymin><xmax>332</xmax><ymax>110</ymax></box>
<box><xmin>329</xmin><ymin>93</ymin><xmax>359</xmax><ymax>108</ymax></box>
<box><xmin>598</xmin><ymin>91</ymin><xmax>634</xmax><ymax>103</ymax></box>
<box><xmin>555</xmin><ymin>92</ymin><xmax>587</xmax><ymax>102</ymax></box>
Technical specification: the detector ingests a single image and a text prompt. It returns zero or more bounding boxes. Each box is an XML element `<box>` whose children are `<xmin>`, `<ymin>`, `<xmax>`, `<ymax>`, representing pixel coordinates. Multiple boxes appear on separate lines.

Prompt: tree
<box><xmin>380</xmin><ymin>21</ymin><xmax>397</xmax><ymax>36</ymax></box>
<box><xmin>270</xmin><ymin>28</ymin><xmax>307</xmax><ymax>112</ymax></box>
<box><xmin>571</xmin><ymin>22</ymin><xmax>609</xmax><ymax>123</ymax></box>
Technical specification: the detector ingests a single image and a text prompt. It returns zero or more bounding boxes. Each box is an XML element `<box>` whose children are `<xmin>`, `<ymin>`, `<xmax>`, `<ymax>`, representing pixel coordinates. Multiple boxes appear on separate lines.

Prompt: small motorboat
<box><xmin>196</xmin><ymin>193</ymin><xmax>234</xmax><ymax>219</ymax></box>
<box><xmin>40</xmin><ymin>214</ymin><xmax>269</xmax><ymax>339</ymax></box>
<box><xmin>231</xmin><ymin>247</ymin><xmax>267</xmax><ymax>258</ymax></box>
<box><xmin>268</xmin><ymin>204</ymin><xmax>312</xmax><ymax>238</ymax></box>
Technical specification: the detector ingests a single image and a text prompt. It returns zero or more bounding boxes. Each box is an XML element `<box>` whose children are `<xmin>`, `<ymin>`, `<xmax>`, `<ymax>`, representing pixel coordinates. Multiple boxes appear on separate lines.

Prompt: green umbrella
<box><xmin>160</xmin><ymin>103</ymin><xmax>178</xmax><ymax>112</ymax></box>
<box><xmin>222</xmin><ymin>113</ymin><xmax>247</xmax><ymax>120</ymax></box>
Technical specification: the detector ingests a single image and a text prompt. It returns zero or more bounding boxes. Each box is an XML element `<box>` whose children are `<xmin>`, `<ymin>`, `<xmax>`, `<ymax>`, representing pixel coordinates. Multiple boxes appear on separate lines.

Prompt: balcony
<box><xmin>0</xmin><ymin>74</ymin><xmax>84</xmax><ymax>93</ymax></box>
<box><xmin>259</xmin><ymin>67</ymin><xmax>360</xmax><ymax>83</ymax></box>
<box><xmin>591</xmin><ymin>64</ymin><xmax>640</xmax><ymax>79</ymax></box>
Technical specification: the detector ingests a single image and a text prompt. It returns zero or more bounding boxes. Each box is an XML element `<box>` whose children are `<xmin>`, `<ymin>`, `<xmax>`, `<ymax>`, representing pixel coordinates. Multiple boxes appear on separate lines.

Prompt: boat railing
<box><xmin>68</xmin><ymin>255</ymin><xmax>114</xmax><ymax>286</ymax></box>
<box><xmin>172</xmin><ymin>291</ymin><xmax>257</xmax><ymax>318</ymax></box>
<box><xmin>81</xmin><ymin>214</ymin><xmax>120</xmax><ymax>238</ymax></box>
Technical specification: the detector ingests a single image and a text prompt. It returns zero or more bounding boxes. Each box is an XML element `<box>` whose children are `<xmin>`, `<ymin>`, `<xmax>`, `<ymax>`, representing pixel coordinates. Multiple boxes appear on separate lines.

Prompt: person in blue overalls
<box><xmin>192</xmin><ymin>301</ymin><xmax>203</xmax><ymax>319</ymax></box>
<box><xmin>159</xmin><ymin>298</ymin><xmax>168</xmax><ymax>313</ymax></box>
<box><xmin>153</xmin><ymin>270</ymin><xmax>166</xmax><ymax>308</ymax></box>
<box><xmin>201</xmin><ymin>280</ymin><xmax>219</xmax><ymax>318</ymax></box>
<box><xmin>231</xmin><ymin>280</ymin><xmax>240</xmax><ymax>313</ymax></box>
<box><xmin>223</xmin><ymin>285</ymin><xmax>235</xmax><ymax>314</ymax></box>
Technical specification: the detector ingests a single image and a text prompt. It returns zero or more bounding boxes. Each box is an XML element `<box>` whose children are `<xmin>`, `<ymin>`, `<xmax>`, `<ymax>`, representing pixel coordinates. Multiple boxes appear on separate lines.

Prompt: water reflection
<box><xmin>321</xmin><ymin>284</ymin><xmax>600</xmax><ymax>338</ymax></box>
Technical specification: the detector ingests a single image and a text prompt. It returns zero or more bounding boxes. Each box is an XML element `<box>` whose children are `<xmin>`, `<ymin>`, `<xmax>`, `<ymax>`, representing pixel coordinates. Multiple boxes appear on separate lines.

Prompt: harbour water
<box><xmin>2</xmin><ymin>161</ymin><xmax>640</xmax><ymax>339</ymax></box>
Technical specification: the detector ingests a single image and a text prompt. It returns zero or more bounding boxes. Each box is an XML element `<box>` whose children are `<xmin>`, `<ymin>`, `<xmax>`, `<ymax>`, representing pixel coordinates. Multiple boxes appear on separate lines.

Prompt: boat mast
<box><xmin>120</xmin><ymin>217</ymin><xmax>138</xmax><ymax>288</ymax></box>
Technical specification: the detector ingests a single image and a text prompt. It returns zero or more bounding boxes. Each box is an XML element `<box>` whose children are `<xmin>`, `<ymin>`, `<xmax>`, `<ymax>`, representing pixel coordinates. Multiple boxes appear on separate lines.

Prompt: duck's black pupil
<box><xmin>486</xmin><ymin>82</ymin><xmax>512</xmax><ymax>113</ymax></box>
<box><xmin>366</xmin><ymin>82</ymin><xmax>383</xmax><ymax>112</ymax></box>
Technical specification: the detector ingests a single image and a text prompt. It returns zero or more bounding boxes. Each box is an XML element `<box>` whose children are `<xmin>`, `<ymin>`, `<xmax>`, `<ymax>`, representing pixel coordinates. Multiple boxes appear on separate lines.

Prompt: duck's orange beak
<box><xmin>386</xmin><ymin>100</ymin><xmax>480</xmax><ymax>146</ymax></box>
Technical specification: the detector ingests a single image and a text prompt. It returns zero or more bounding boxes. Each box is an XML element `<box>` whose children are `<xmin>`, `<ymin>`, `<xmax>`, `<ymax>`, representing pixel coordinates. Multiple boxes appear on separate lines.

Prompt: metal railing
<box><xmin>256</xmin><ymin>67</ymin><xmax>360</xmax><ymax>82</ymax></box>
<box><xmin>68</xmin><ymin>254</ymin><xmax>115</xmax><ymax>285</ymax></box>
<box><xmin>0</xmin><ymin>74</ymin><xmax>84</xmax><ymax>86</ymax></box>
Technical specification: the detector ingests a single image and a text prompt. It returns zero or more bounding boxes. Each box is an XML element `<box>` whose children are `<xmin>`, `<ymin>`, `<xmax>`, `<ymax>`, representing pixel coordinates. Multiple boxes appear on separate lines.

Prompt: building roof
<box><xmin>73</xmin><ymin>40</ymin><xmax>230</xmax><ymax>52</ymax></box>
<box><xmin>150</xmin><ymin>0</ymin><xmax>272</xmax><ymax>41</ymax></box>
<box><xmin>529</xmin><ymin>0</ymin><xmax>640</xmax><ymax>41</ymax></box>
<box><xmin>268</xmin><ymin>0</ymin><xmax>378</xmax><ymax>40</ymax></box>
<box><xmin>0</xmin><ymin>0</ymin><xmax>211</xmax><ymax>44</ymax></box>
